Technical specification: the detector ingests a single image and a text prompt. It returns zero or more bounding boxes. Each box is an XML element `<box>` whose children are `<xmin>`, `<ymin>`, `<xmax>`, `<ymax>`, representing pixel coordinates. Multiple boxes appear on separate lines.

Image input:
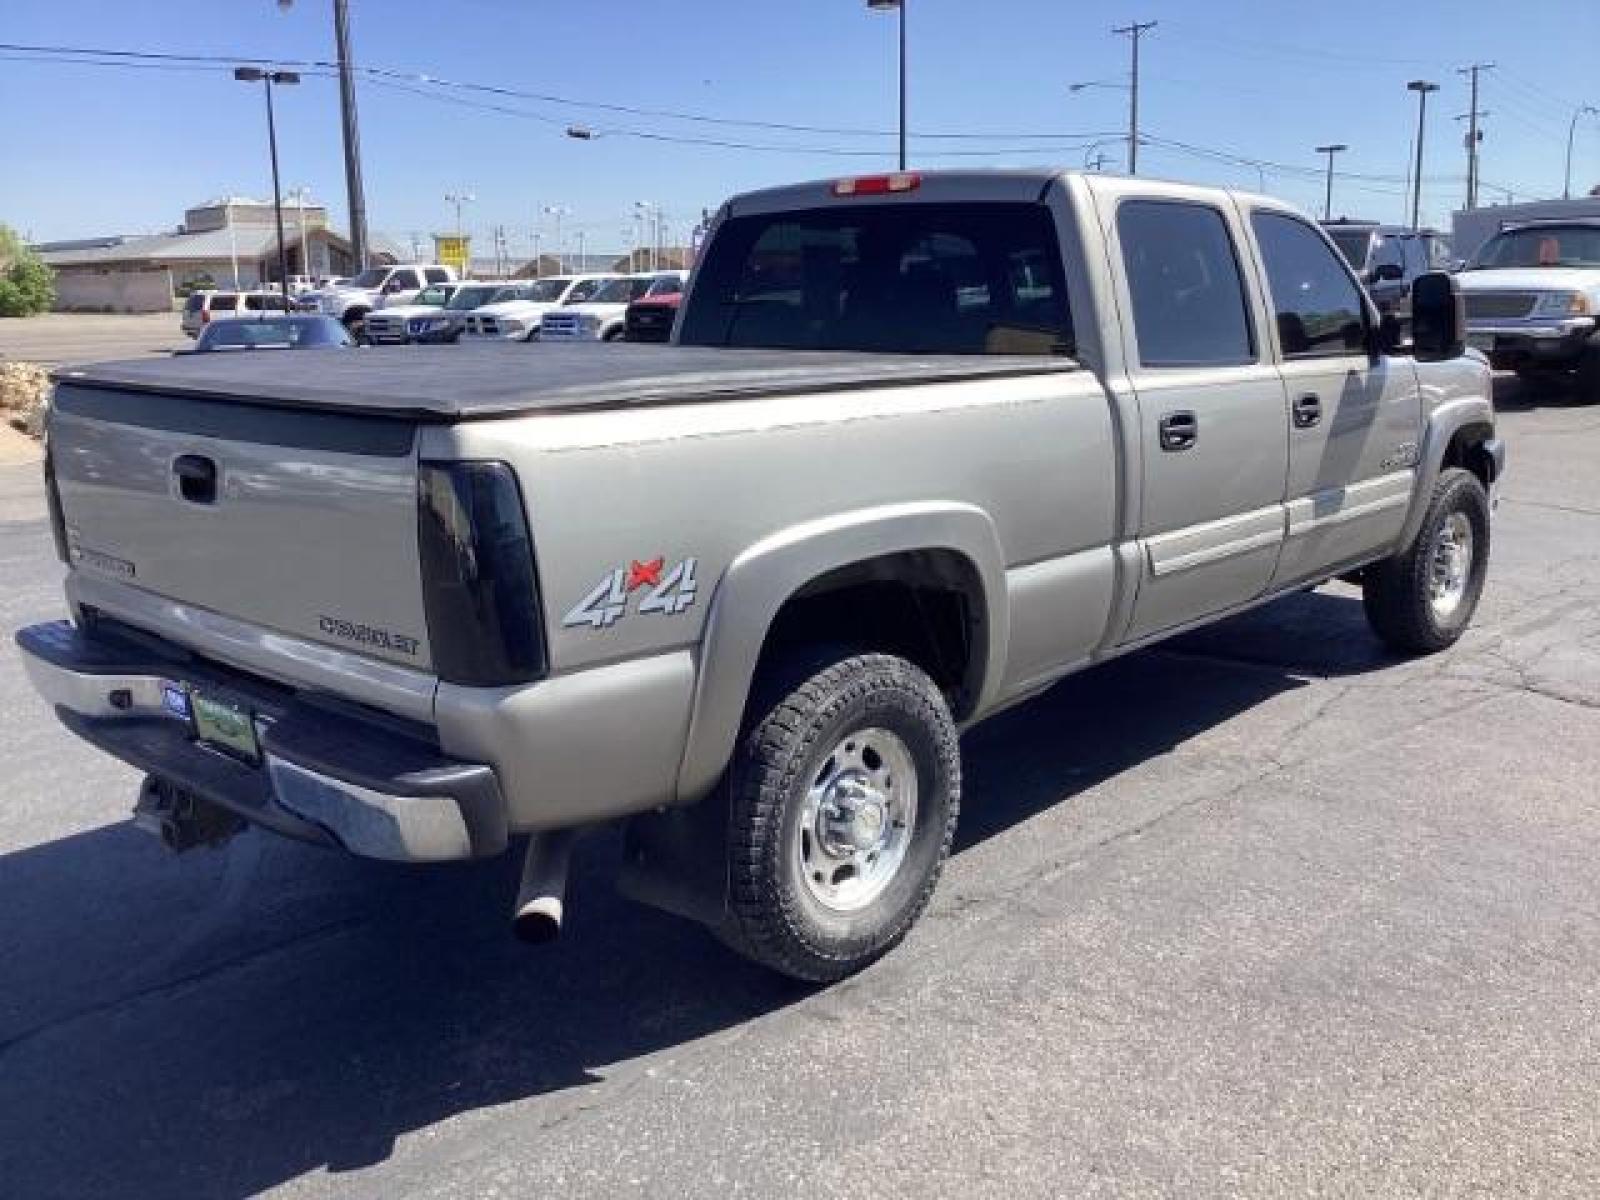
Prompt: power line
<box><xmin>0</xmin><ymin>41</ymin><xmax>1117</xmax><ymax>143</ymax></box>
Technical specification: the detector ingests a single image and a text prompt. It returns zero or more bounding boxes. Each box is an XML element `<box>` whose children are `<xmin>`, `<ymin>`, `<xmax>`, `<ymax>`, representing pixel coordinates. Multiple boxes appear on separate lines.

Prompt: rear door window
<box><xmin>679</xmin><ymin>202</ymin><xmax>1073</xmax><ymax>355</ymax></box>
<box><xmin>210</xmin><ymin>294</ymin><xmax>238</xmax><ymax>312</ymax></box>
<box><xmin>1117</xmin><ymin>200</ymin><xmax>1254</xmax><ymax>367</ymax></box>
<box><xmin>424</xmin><ymin>268</ymin><xmax>450</xmax><ymax>284</ymax></box>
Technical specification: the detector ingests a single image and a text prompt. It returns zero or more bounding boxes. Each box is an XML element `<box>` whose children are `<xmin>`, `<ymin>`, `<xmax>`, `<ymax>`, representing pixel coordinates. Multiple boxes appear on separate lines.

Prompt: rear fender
<box><xmin>674</xmin><ymin>502</ymin><xmax>1007</xmax><ymax>802</ymax></box>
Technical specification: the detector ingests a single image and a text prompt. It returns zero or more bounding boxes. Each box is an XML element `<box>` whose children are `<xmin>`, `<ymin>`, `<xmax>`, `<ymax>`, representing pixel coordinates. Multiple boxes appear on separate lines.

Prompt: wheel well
<box><xmin>757</xmin><ymin>550</ymin><xmax>985</xmax><ymax>718</ymax></box>
<box><xmin>1442</xmin><ymin>422</ymin><xmax>1498</xmax><ymax>489</ymax></box>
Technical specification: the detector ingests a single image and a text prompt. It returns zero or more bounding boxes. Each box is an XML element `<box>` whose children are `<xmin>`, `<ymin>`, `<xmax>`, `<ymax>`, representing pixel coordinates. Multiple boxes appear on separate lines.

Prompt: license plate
<box><xmin>191</xmin><ymin>690</ymin><xmax>261</xmax><ymax>765</ymax></box>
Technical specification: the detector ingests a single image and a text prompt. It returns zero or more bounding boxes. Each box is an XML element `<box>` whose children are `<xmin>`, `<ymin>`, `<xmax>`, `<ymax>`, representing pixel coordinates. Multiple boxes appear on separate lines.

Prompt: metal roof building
<box><xmin>33</xmin><ymin>197</ymin><xmax>388</xmax><ymax>312</ymax></box>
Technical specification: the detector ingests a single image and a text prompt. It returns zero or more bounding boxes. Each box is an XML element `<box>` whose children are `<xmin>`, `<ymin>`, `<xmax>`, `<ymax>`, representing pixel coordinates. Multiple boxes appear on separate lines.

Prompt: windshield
<box><xmin>590</xmin><ymin>277</ymin><xmax>653</xmax><ymax>305</ymax></box>
<box><xmin>1328</xmin><ymin>230</ymin><xmax>1372</xmax><ymax>269</ymax></box>
<box><xmin>1470</xmin><ymin>225</ymin><xmax>1600</xmax><ymax>269</ymax></box>
<box><xmin>446</xmin><ymin>285</ymin><xmax>506</xmax><ymax>310</ymax></box>
<box><xmin>414</xmin><ymin>285</ymin><xmax>451</xmax><ymax>306</ymax></box>
<box><xmin>526</xmin><ymin>277</ymin><xmax>572</xmax><ymax>302</ymax></box>
<box><xmin>348</xmin><ymin>268</ymin><xmax>390</xmax><ymax>289</ymax></box>
<box><xmin>679</xmin><ymin>201</ymin><xmax>1074</xmax><ymax>356</ymax></box>
<box><xmin>563</xmin><ymin>278</ymin><xmax>609</xmax><ymax>303</ymax></box>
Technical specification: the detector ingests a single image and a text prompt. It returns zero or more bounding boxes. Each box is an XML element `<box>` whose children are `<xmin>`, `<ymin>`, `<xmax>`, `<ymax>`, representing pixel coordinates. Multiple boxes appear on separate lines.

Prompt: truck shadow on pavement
<box><xmin>0</xmin><ymin>588</ymin><xmax>1382</xmax><ymax>1198</ymax></box>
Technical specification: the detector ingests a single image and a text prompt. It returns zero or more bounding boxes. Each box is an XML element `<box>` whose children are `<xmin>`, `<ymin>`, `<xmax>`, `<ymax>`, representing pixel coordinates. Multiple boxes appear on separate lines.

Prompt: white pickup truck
<box><xmin>313</xmin><ymin>264</ymin><xmax>458</xmax><ymax>339</ymax></box>
<box><xmin>539</xmin><ymin>272</ymin><xmax>688</xmax><ymax>342</ymax></box>
<box><xmin>361</xmin><ymin>281</ymin><xmax>467</xmax><ymax>346</ymax></box>
<box><xmin>460</xmin><ymin>275</ymin><xmax>616</xmax><ymax>343</ymax></box>
<box><xmin>1456</xmin><ymin>218</ymin><xmax>1600</xmax><ymax>400</ymax></box>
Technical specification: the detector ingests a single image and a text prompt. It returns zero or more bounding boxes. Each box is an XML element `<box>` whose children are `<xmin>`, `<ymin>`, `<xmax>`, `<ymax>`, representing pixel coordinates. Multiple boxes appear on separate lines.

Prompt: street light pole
<box><xmin>1315</xmin><ymin>144</ymin><xmax>1348</xmax><ymax>220</ymax></box>
<box><xmin>1407</xmin><ymin>80</ymin><xmax>1440</xmax><ymax>229</ymax></box>
<box><xmin>1113</xmin><ymin>20</ymin><xmax>1157</xmax><ymax>176</ymax></box>
<box><xmin>234</xmin><ymin>67</ymin><xmax>299</xmax><ymax>306</ymax></box>
<box><xmin>1565</xmin><ymin>104</ymin><xmax>1598</xmax><ymax>200</ymax></box>
<box><xmin>866</xmin><ymin>0</ymin><xmax>906</xmax><ymax>170</ymax></box>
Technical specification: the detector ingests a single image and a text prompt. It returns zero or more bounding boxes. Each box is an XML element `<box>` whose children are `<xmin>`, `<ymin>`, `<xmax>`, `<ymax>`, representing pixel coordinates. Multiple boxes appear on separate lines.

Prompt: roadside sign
<box><xmin>434</xmin><ymin>235</ymin><xmax>471</xmax><ymax>274</ymax></box>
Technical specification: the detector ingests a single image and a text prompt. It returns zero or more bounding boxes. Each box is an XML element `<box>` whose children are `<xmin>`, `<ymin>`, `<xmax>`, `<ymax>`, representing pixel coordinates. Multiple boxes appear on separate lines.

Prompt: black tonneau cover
<box><xmin>54</xmin><ymin>343</ymin><xmax>1078</xmax><ymax>422</ymax></box>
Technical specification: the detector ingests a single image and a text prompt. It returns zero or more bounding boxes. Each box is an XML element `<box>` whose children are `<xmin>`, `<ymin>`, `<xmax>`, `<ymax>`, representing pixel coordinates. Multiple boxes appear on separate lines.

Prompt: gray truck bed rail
<box><xmin>54</xmin><ymin>343</ymin><xmax>1080</xmax><ymax>422</ymax></box>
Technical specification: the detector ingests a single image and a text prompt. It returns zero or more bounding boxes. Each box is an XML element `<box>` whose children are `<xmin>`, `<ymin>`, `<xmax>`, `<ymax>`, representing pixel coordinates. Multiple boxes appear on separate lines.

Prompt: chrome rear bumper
<box><xmin>17</xmin><ymin>620</ymin><xmax>507</xmax><ymax>863</ymax></box>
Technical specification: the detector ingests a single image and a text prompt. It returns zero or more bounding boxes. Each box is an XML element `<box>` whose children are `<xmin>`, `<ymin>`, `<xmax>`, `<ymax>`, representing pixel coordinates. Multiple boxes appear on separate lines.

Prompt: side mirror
<box><xmin>1410</xmin><ymin>271</ymin><xmax>1465</xmax><ymax>362</ymax></box>
<box><xmin>1370</xmin><ymin>262</ymin><xmax>1405</xmax><ymax>283</ymax></box>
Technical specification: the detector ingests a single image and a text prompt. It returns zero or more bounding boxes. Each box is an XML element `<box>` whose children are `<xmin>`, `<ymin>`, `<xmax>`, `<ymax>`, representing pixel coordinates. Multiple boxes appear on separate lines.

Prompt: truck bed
<box><xmin>54</xmin><ymin>343</ymin><xmax>1079</xmax><ymax>422</ymax></box>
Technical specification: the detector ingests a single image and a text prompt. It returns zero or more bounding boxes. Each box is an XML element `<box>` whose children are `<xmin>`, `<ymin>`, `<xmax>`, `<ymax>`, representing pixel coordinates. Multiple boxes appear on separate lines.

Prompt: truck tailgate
<box><xmin>50</xmin><ymin>384</ymin><xmax>432</xmax><ymax>673</ymax></box>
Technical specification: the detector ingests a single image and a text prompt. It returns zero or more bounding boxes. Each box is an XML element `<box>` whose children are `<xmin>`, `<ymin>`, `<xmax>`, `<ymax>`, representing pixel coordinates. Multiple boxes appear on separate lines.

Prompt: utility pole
<box><xmin>1566</xmin><ymin>104</ymin><xmax>1599</xmax><ymax>200</ymax></box>
<box><xmin>1458</xmin><ymin>63</ymin><xmax>1493</xmax><ymax>210</ymax></box>
<box><xmin>332</xmin><ymin>0</ymin><xmax>370</xmax><ymax>270</ymax></box>
<box><xmin>1315</xmin><ymin>144</ymin><xmax>1347</xmax><ymax>220</ymax></box>
<box><xmin>543</xmin><ymin>206</ymin><xmax>570</xmax><ymax>273</ymax></box>
<box><xmin>1112</xmin><ymin>20</ymin><xmax>1156</xmax><ymax>176</ymax></box>
<box><xmin>1407</xmin><ymin>80</ymin><xmax>1440</xmax><ymax>229</ymax></box>
<box><xmin>575</xmin><ymin>230</ymin><xmax>587</xmax><ymax>272</ymax></box>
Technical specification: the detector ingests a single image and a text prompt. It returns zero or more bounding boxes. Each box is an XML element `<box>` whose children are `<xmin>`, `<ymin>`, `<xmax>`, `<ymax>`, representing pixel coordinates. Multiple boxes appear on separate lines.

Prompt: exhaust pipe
<box><xmin>513</xmin><ymin>829</ymin><xmax>577</xmax><ymax>944</ymax></box>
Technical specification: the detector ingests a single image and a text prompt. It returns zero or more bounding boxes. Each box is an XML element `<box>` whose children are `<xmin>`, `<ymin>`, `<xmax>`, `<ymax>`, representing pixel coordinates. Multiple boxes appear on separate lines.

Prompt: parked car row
<box><xmin>185</xmin><ymin>271</ymin><xmax>691</xmax><ymax>349</ymax></box>
<box><xmin>331</xmin><ymin>267</ymin><xmax>687</xmax><ymax>346</ymax></box>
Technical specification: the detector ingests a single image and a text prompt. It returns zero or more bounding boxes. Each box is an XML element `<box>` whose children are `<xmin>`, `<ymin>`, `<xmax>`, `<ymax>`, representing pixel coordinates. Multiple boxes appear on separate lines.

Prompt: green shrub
<box><xmin>0</xmin><ymin>224</ymin><xmax>56</xmax><ymax>317</ymax></box>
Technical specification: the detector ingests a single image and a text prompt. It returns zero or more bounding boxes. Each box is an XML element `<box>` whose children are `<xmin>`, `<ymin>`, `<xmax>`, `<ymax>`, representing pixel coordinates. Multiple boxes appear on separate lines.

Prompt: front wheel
<box><xmin>1363</xmin><ymin>467</ymin><xmax>1490</xmax><ymax>654</ymax></box>
<box><xmin>723</xmin><ymin>653</ymin><xmax>961</xmax><ymax>982</ymax></box>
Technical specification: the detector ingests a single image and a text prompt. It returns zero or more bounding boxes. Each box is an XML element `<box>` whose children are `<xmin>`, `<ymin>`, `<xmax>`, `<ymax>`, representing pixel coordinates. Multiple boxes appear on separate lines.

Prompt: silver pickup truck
<box><xmin>19</xmin><ymin>170</ymin><xmax>1503</xmax><ymax>981</ymax></box>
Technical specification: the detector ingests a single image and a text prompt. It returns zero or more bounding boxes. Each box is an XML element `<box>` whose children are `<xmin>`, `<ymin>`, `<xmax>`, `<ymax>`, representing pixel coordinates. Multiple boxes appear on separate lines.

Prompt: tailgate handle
<box><xmin>173</xmin><ymin>454</ymin><xmax>218</xmax><ymax>504</ymax></box>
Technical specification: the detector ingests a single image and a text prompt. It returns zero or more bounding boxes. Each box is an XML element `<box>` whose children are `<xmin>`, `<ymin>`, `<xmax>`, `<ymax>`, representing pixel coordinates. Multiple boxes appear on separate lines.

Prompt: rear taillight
<box><xmin>43</xmin><ymin>444</ymin><xmax>71</xmax><ymax>564</ymax></box>
<box><xmin>417</xmin><ymin>461</ymin><xmax>547</xmax><ymax>686</ymax></box>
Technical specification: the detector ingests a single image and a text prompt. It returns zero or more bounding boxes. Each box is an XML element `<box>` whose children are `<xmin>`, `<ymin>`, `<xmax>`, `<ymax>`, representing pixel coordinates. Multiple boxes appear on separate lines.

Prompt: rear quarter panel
<box><xmin>425</xmin><ymin>371</ymin><xmax>1120</xmax><ymax>683</ymax></box>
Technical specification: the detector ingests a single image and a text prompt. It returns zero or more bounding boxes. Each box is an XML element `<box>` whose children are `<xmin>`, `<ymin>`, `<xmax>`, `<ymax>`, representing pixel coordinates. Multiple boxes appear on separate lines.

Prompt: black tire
<box><xmin>1363</xmin><ymin>467</ymin><xmax>1490</xmax><ymax>654</ymax></box>
<box><xmin>342</xmin><ymin>310</ymin><xmax>369</xmax><ymax>344</ymax></box>
<box><xmin>602</xmin><ymin>327</ymin><xmax>625</xmax><ymax>343</ymax></box>
<box><xmin>724</xmin><ymin>653</ymin><xmax>961</xmax><ymax>982</ymax></box>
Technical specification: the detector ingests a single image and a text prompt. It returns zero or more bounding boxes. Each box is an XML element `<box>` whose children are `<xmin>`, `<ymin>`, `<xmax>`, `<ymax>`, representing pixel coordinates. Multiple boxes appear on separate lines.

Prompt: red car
<box><xmin>623</xmin><ymin>289</ymin><xmax>683</xmax><ymax>343</ymax></box>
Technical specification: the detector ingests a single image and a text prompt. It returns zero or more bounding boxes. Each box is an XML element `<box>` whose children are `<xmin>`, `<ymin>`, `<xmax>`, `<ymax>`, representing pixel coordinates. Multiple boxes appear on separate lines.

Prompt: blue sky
<box><xmin>4</xmin><ymin>0</ymin><xmax>1599</xmax><ymax>253</ymax></box>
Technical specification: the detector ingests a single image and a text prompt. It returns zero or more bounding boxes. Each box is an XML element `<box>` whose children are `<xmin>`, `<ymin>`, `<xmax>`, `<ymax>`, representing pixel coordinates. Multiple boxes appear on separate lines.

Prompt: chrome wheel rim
<box><xmin>795</xmin><ymin>727</ymin><xmax>918</xmax><ymax>914</ymax></box>
<box><xmin>1429</xmin><ymin>511</ymin><xmax>1474</xmax><ymax>620</ymax></box>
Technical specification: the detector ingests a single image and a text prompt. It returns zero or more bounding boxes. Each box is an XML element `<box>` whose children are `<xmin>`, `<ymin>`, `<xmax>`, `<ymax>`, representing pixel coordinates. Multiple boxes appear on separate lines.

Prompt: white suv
<box><xmin>180</xmin><ymin>290</ymin><xmax>291</xmax><ymax>338</ymax></box>
<box><xmin>539</xmin><ymin>272</ymin><xmax>687</xmax><ymax>342</ymax></box>
<box><xmin>459</xmin><ymin>275</ymin><xmax>618</xmax><ymax>342</ymax></box>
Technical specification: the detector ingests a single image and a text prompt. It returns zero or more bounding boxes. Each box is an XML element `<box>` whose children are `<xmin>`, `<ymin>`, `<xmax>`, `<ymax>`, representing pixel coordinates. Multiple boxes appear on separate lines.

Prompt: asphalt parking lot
<box><xmin>0</xmin><ymin>311</ymin><xmax>187</xmax><ymax>367</ymax></box>
<box><xmin>1</xmin><ymin>374</ymin><xmax>1597</xmax><ymax>1198</ymax></box>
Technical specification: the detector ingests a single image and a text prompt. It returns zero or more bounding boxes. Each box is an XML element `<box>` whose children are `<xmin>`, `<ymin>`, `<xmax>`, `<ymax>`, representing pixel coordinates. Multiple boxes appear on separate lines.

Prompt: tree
<box><xmin>0</xmin><ymin>225</ymin><xmax>55</xmax><ymax>317</ymax></box>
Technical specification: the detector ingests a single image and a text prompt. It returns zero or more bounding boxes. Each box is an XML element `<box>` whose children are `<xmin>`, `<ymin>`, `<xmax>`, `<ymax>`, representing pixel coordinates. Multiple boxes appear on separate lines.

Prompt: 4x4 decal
<box><xmin>563</xmin><ymin>557</ymin><xmax>699</xmax><ymax>629</ymax></box>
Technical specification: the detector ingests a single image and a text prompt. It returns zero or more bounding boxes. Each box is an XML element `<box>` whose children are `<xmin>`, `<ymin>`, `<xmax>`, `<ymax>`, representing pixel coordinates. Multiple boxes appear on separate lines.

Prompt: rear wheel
<box><xmin>723</xmin><ymin>652</ymin><xmax>960</xmax><ymax>982</ymax></box>
<box><xmin>1363</xmin><ymin>467</ymin><xmax>1490</xmax><ymax>654</ymax></box>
